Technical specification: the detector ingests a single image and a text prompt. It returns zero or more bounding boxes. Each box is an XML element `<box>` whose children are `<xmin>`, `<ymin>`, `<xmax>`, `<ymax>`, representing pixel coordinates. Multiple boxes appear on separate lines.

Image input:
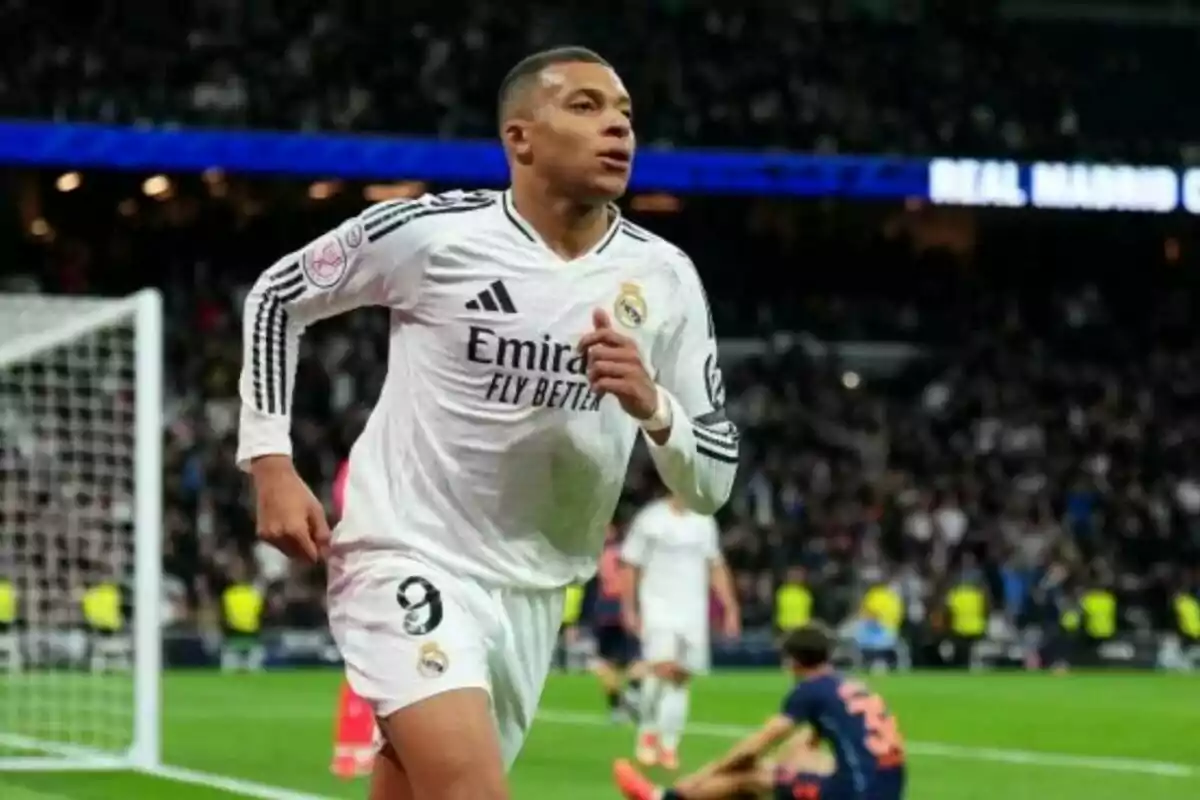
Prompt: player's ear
<box><xmin>502</xmin><ymin>119</ymin><xmax>535</xmax><ymax>165</ymax></box>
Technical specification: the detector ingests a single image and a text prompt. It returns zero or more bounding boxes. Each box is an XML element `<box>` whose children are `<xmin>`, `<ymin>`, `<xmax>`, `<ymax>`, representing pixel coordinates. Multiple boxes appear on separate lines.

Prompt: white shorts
<box><xmin>327</xmin><ymin>552</ymin><xmax>564</xmax><ymax>769</ymax></box>
<box><xmin>641</xmin><ymin>623</ymin><xmax>710</xmax><ymax>674</ymax></box>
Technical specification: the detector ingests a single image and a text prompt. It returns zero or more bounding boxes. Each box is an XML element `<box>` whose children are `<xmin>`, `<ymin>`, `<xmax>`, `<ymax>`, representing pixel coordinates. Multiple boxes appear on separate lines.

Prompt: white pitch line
<box><xmin>535</xmin><ymin>709</ymin><xmax>1198</xmax><ymax>779</ymax></box>
<box><xmin>0</xmin><ymin>732</ymin><xmax>340</xmax><ymax>800</ymax></box>
<box><xmin>141</xmin><ymin>764</ymin><xmax>340</xmax><ymax>800</ymax></box>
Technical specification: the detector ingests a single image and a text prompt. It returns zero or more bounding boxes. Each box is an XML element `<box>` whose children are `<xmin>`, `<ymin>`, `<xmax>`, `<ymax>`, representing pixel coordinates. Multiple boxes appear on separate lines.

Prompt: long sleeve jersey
<box><xmin>238</xmin><ymin>189</ymin><xmax>738</xmax><ymax>589</ymax></box>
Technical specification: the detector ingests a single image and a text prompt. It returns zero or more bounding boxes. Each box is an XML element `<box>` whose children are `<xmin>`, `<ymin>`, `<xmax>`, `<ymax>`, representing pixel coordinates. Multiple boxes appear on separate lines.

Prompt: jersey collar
<box><xmin>501</xmin><ymin>189</ymin><xmax>622</xmax><ymax>261</ymax></box>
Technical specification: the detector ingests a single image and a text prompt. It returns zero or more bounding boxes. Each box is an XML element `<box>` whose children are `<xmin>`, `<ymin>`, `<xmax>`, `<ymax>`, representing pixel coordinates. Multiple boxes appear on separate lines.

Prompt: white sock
<box><xmin>638</xmin><ymin>676</ymin><xmax>663</xmax><ymax>738</ymax></box>
<box><xmin>656</xmin><ymin>682</ymin><xmax>690</xmax><ymax>751</ymax></box>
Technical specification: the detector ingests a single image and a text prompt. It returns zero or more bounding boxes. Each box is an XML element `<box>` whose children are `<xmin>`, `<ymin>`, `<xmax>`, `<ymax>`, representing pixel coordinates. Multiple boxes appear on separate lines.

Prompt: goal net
<box><xmin>0</xmin><ymin>289</ymin><xmax>162</xmax><ymax>772</ymax></box>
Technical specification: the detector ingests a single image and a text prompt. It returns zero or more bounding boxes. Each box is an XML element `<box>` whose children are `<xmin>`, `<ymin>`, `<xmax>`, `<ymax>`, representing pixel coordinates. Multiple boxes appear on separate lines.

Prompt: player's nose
<box><xmin>602</xmin><ymin>114</ymin><xmax>632</xmax><ymax>140</ymax></box>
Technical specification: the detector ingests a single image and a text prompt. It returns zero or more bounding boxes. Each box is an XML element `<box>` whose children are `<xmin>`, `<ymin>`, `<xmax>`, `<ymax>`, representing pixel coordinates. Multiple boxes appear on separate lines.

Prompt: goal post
<box><xmin>0</xmin><ymin>289</ymin><xmax>162</xmax><ymax>772</ymax></box>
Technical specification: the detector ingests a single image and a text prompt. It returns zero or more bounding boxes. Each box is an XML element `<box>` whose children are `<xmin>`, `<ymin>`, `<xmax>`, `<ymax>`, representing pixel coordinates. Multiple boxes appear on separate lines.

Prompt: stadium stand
<box><xmin>3</xmin><ymin>0</ymin><xmax>1200</xmax><ymax>160</ymax></box>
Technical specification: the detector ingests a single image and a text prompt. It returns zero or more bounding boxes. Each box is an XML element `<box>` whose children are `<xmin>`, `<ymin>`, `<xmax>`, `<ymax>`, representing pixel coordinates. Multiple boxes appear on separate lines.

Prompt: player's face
<box><xmin>525</xmin><ymin>62</ymin><xmax>635</xmax><ymax>202</ymax></box>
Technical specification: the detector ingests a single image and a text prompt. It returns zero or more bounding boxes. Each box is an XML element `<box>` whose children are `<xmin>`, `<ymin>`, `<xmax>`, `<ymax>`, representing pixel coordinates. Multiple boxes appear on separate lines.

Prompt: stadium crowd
<box><xmin>3</xmin><ymin>0</ymin><xmax>1200</xmax><ymax>161</ymax></box>
<box><xmin>2</xmin><ymin>173</ymin><xmax>1199</xmax><ymax>652</ymax></box>
<box><xmin>1</xmin><ymin>0</ymin><xmax>1199</xmax><ymax>658</ymax></box>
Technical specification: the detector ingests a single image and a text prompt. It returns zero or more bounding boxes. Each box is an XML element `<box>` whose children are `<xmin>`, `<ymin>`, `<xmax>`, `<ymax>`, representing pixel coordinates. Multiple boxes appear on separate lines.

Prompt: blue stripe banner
<box><xmin>2</xmin><ymin>119</ymin><xmax>1200</xmax><ymax>213</ymax></box>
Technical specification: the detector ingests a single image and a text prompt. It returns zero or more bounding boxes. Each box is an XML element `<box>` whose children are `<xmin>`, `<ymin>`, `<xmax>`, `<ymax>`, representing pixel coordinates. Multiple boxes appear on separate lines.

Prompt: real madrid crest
<box><xmin>613</xmin><ymin>282</ymin><xmax>648</xmax><ymax>329</ymax></box>
<box><xmin>417</xmin><ymin>642</ymin><xmax>449</xmax><ymax>678</ymax></box>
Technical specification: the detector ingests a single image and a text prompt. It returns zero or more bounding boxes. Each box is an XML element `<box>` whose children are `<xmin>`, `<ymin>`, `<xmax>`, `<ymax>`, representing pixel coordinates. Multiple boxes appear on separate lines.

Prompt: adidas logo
<box><xmin>466</xmin><ymin>280</ymin><xmax>518</xmax><ymax>313</ymax></box>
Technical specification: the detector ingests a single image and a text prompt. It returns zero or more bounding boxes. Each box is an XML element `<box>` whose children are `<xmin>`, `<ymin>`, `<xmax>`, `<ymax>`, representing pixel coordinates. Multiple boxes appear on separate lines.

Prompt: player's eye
<box><xmin>569</xmin><ymin>99</ymin><xmax>597</xmax><ymax>112</ymax></box>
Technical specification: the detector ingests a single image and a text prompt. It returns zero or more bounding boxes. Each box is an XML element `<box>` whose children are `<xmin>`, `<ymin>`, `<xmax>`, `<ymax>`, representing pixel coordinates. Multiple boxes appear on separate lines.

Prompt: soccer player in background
<box><xmin>591</xmin><ymin>524</ymin><xmax>645</xmax><ymax>721</ymax></box>
<box><xmin>237</xmin><ymin>46</ymin><xmax>738</xmax><ymax>800</ymax></box>
<box><xmin>613</xmin><ymin>623</ymin><xmax>907</xmax><ymax>800</ymax></box>
<box><xmin>621</xmin><ymin>493</ymin><xmax>741</xmax><ymax>769</ymax></box>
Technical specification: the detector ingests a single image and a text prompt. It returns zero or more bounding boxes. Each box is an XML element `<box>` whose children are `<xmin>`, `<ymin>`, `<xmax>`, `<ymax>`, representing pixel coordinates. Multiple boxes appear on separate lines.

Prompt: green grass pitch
<box><xmin>1</xmin><ymin>670</ymin><xmax>1197</xmax><ymax>799</ymax></box>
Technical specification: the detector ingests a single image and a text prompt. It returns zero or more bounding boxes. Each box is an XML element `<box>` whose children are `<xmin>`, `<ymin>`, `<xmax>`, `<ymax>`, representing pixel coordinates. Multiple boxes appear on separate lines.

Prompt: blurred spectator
<box><xmin>3</xmin><ymin>0</ymin><xmax>1200</xmax><ymax>161</ymax></box>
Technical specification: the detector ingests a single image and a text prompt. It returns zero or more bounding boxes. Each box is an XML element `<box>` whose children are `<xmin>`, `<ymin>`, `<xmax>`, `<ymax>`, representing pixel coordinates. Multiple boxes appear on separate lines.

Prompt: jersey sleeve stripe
<box><xmin>368</xmin><ymin>197</ymin><xmax>496</xmax><ymax>244</ymax></box>
<box><xmin>265</xmin><ymin>258</ymin><xmax>301</xmax><ymax>282</ymax></box>
<box><xmin>269</xmin><ymin>261</ymin><xmax>302</xmax><ymax>288</ymax></box>
<box><xmin>692</xmin><ymin>425</ymin><xmax>739</xmax><ymax>455</ymax></box>
<box><xmin>274</xmin><ymin>270</ymin><xmax>304</xmax><ymax>294</ymax></box>
<box><xmin>694</xmin><ymin>415</ymin><xmax>740</xmax><ymax>440</ymax></box>
<box><xmin>276</xmin><ymin>282</ymin><xmax>306</xmax><ymax>304</ymax></box>
<box><xmin>262</xmin><ymin>293</ymin><xmax>281</xmax><ymax>414</ymax></box>
<box><xmin>696</xmin><ymin>442</ymin><xmax>740</xmax><ymax>464</ymax></box>
<box><xmin>694</xmin><ymin>409</ymin><xmax>728</xmax><ymax>425</ymax></box>
<box><xmin>361</xmin><ymin>198</ymin><xmax>412</xmax><ymax>222</ymax></box>
<box><xmin>249</xmin><ymin>261</ymin><xmax>302</xmax><ymax>414</ymax></box>
<box><xmin>363</xmin><ymin>202</ymin><xmax>416</xmax><ymax>233</ymax></box>
<box><xmin>250</xmin><ymin>293</ymin><xmax>269</xmax><ymax>411</ymax></box>
<box><xmin>693</xmin><ymin>424</ymin><xmax>738</xmax><ymax>446</ymax></box>
<box><xmin>276</xmin><ymin>305</ymin><xmax>290</xmax><ymax>413</ymax></box>
<box><xmin>268</xmin><ymin>297</ymin><xmax>288</xmax><ymax>413</ymax></box>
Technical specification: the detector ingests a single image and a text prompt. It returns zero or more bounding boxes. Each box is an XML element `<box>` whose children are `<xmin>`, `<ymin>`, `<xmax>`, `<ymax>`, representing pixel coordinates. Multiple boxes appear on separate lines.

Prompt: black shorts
<box><xmin>776</xmin><ymin>768</ymin><xmax>905</xmax><ymax>800</ymax></box>
<box><xmin>594</xmin><ymin>623</ymin><xmax>637</xmax><ymax>666</ymax></box>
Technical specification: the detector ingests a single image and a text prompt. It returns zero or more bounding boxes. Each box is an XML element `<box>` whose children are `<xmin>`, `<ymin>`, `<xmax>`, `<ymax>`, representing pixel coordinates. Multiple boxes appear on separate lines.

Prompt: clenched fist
<box><xmin>578</xmin><ymin>309</ymin><xmax>658</xmax><ymax>421</ymax></box>
<box><xmin>250</xmin><ymin>455</ymin><xmax>331</xmax><ymax>563</ymax></box>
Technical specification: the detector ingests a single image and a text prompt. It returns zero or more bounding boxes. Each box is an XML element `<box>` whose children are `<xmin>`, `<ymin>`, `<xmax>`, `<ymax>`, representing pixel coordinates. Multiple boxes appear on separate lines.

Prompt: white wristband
<box><xmin>639</xmin><ymin>385</ymin><xmax>673</xmax><ymax>433</ymax></box>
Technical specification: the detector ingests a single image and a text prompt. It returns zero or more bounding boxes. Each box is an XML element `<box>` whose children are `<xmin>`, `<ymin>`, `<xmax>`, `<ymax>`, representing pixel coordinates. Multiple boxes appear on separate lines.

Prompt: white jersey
<box><xmin>237</xmin><ymin>189</ymin><xmax>738</xmax><ymax>589</ymax></box>
<box><xmin>620</xmin><ymin>498</ymin><xmax>720</xmax><ymax>632</ymax></box>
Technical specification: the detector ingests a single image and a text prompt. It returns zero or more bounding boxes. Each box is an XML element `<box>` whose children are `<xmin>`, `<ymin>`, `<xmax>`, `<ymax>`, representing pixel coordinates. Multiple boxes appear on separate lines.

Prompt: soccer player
<box><xmin>613</xmin><ymin>623</ymin><xmax>907</xmax><ymax>800</ymax></box>
<box><xmin>621</xmin><ymin>493</ymin><xmax>741</xmax><ymax>769</ymax></box>
<box><xmin>237</xmin><ymin>46</ymin><xmax>738</xmax><ymax>800</ymax></box>
<box><xmin>591</xmin><ymin>524</ymin><xmax>644</xmax><ymax>721</ymax></box>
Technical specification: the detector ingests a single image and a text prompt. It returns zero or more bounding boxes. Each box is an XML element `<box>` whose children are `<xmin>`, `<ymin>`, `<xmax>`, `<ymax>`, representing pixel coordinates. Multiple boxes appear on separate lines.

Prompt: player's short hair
<box><xmin>781</xmin><ymin>622</ymin><xmax>836</xmax><ymax>668</ymax></box>
<box><xmin>497</xmin><ymin>46</ymin><xmax>613</xmax><ymax>124</ymax></box>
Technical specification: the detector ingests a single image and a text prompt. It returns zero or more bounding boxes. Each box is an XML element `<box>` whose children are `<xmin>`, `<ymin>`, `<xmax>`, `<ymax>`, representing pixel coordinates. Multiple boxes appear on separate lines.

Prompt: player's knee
<box><xmin>780</xmin><ymin>745</ymin><xmax>834</xmax><ymax>777</ymax></box>
<box><xmin>379</xmin><ymin>688</ymin><xmax>509</xmax><ymax>800</ymax></box>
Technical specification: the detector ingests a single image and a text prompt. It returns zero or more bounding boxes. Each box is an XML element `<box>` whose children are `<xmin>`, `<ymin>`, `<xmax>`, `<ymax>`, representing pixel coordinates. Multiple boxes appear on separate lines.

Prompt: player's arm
<box><xmin>707</xmin><ymin>518</ymin><xmax>741</xmax><ymax>638</ymax></box>
<box><xmin>237</xmin><ymin>197</ymin><xmax>445</xmax><ymax>470</ymax></box>
<box><xmin>700</xmin><ymin>714</ymin><xmax>796</xmax><ymax>776</ymax></box>
<box><xmin>618</xmin><ymin>514</ymin><xmax>651</xmax><ymax>633</ymax></box>
<box><xmin>710</xmin><ymin>556</ymin><xmax>741</xmax><ymax>638</ymax></box>
<box><xmin>238</xmin><ymin>194</ymin><xmax>486</xmax><ymax>560</ymax></box>
<box><xmin>580</xmin><ymin>252</ymin><xmax>736</xmax><ymax>514</ymax></box>
<box><xmin>641</xmin><ymin>254</ymin><xmax>738</xmax><ymax>514</ymax></box>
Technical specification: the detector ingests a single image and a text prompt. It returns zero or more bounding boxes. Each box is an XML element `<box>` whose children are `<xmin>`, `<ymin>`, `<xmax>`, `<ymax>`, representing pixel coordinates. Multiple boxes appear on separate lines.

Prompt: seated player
<box><xmin>613</xmin><ymin>622</ymin><xmax>906</xmax><ymax>800</ymax></box>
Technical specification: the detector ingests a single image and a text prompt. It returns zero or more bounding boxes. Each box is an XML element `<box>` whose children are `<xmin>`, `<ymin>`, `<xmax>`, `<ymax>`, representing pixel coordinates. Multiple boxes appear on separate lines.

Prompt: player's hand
<box><xmin>250</xmin><ymin>455</ymin><xmax>331</xmax><ymax>564</ymax></box>
<box><xmin>578</xmin><ymin>309</ymin><xmax>658</xmax><ymax>420</ymax></box>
